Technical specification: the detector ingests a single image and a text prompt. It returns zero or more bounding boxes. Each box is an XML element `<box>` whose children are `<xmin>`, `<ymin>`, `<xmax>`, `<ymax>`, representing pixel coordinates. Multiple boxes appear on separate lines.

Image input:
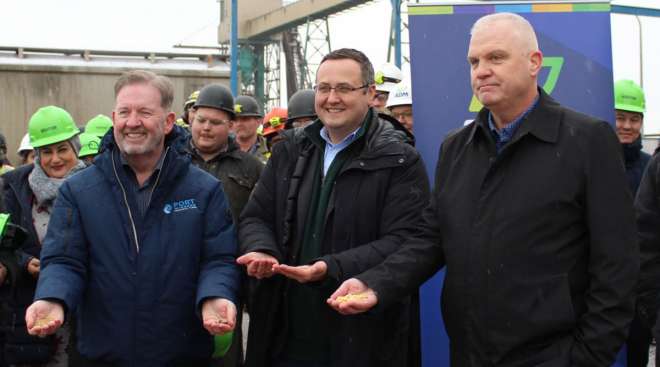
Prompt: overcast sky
<box><xmin>1</xmin><ymin>0</ymin><xmax>659</xmax><ymax>131</ymax></box>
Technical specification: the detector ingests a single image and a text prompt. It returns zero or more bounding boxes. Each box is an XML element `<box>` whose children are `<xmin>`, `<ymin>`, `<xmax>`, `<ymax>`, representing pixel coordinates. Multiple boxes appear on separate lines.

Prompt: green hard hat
<box><xmin>212</xmin><ymin>332</ymin><xmax>233</xmax><ymax>358</ymax></box>
<box><xmin>78</xmin><ymin>133</ymin><xmax>102</xmax><ymax>158</ymax></box>
<box><xmin>614</xmin><ymin>79</ymin><xmax>645</xmax><ymax>114</ymax></box>
<box><xmin>28</xmin><ymin>106</ymin><xmax>80</xmax><ymax>148</ymax></box>
<box><xmin>85</xmin><ymin>114</ymin><xmax>113</xmax><ymax>138</ymax></box>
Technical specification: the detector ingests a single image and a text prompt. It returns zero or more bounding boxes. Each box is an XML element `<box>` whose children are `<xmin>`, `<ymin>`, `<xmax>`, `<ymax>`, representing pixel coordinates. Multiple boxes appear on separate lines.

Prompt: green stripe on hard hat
<box><xmin>28</xmin><ymin>106</ymin><xmax>80</xmax><ymax>148</ymax></box>
<box><xmin>614</xmin><ymin>79</ymin><xmax>645</xmax><ymax>114</ymax></box>
<box><xmin>0</xmin><ymin>213</ymin><xmax>9</xmax><ymax>238</ymax></box>
<box><xmin>78</xmin><ymin>133</ymin><xmax>102</xmax><ymax>158</ymax></box>
<box><xmin>212</xmin><ymin>332</ymin><xmax>233</xmax><ymax>358</ymax></box>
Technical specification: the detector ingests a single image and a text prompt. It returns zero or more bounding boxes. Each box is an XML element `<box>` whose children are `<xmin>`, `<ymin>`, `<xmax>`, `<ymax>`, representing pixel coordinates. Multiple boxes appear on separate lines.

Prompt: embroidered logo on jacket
<box><xmin>163</xmin><ymin>199</ymin><xmax>198</xmax><ymax>214</ymax></box>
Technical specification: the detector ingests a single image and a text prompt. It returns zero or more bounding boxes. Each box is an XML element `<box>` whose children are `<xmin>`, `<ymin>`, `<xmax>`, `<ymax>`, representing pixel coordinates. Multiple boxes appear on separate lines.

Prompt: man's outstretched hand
<box><xmin>327</xmin><ymin>278</ymin><xmax>378</xmax><ymax>315</ymax></box>
<box><xmin>26</xmin><ymin>300</ymin><xmax>64</xmax><ymax>337</ymax></box>
<box><xmin>273</xmin><ymin>261</ymin><xmax>327</xmax><ymax>283</ymax></box>
<box><xmin>202</xmin><ymin>298</ymin><xmax>236</xmax><ymax>335</ymax></box>
<box><xmin>236</xmin><ymin>252</ymin><xmax>279</xmax><ymax>279</ymax></box>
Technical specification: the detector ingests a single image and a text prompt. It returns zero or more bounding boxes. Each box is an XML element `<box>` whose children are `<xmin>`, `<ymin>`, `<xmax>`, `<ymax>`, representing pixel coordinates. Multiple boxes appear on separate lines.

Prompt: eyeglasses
<box><xmin>314</xmin><ymin>84</ymin><xmax>369</xmax><ymax>95</ymax></box>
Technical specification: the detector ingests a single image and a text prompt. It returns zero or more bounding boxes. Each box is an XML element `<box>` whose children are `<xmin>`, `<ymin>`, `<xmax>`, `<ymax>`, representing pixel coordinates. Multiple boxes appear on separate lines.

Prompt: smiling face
<box><xmin>315</xmin><ymin>58</ymin><xmax>375</xmax><ymax>142</ymax></box>
<box><xmin>112</xmin><ymin>83</ymin><xmax>175</xmax><ymax>162</ymax></box>
<box><xmin>39</xmin><ymin>141</ymin><xmax>78</xmax><ymax>178</ymax></box>
<box><xmin>616</xmin><ymin>109</ymin><xmax>643</xmax><ymax>144</ymax></box>
<box><xmin>467</xmin><ymin>16</ymin><xmax>542</xmax><ymax>121</ymax></box>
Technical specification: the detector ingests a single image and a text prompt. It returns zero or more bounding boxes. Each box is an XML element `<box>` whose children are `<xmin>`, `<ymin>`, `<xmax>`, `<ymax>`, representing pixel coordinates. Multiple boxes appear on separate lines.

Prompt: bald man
<box><xmin>328</xmin><ymin>12</ymin><xmax>637</xmax><ymax>366</ymax></box>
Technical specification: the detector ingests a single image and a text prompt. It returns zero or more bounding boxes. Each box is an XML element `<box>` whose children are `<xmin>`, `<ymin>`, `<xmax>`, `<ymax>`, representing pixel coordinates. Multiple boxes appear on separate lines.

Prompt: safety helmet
<box><xmin>78</xmin><ymin>132</ymin><xmax>102</xmax><ymax>158</ymax></box>
<box><xmin>262</xmin><ymin>107</ymin><xmax>288</xmax><ymax>137</ymax></box>
<box><xmin>614</xmin><ymin>79</ymin><xmax>645</xmax><ymax>114</ymax></box>
<box><xmin>234</xmin><ymin>95</ymin><xmax>263</xmax><ymax>118</ymax></box>
<box><xmin>85</xmin><ymin>114</ymin><xmax>113</xmax><ymax>138</ymax></box>
<box><xmin>17</xmin><ymin>133</ymin><xmax>33</xmax><ymax>154</ymax></box>
<box><xmin>287</xmin><ymin>89</ymin><xmax>316</xmax><ymax>121</ymax></box>
<box><xmin>184</xmin><ymin>90</ymin><xmax>200</xmax><ymax>108</ymax></box>
<box><xmin>386</xmin><ymin>82</ymin><xmax>413</xmax><ymax>108</ymax></box>
<box><xmin>194</xmin><ymin>84</ymin><xmax>235</xmax><ymax>118</ymax></box>
<box><xmin>375</xmin><ymin>62</ymin><xmax>403</xmax><ymax>93</ymax></box>
<box><xmin>28</xmin><ymin>106</ymin><xmax>80</xmax><ymax>148</ymax></box>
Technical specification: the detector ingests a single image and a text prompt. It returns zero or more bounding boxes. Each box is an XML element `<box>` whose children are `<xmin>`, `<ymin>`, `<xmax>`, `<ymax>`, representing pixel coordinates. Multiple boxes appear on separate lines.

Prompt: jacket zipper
<box><xmin>146</xmin><ymin>147</ymin><xmax>168</xmax><ymax>209</ymax></box>
<box><xmin>111</xmin><ymin>151</ymin><xmax>141</xmax><ymax>254</ymax></box>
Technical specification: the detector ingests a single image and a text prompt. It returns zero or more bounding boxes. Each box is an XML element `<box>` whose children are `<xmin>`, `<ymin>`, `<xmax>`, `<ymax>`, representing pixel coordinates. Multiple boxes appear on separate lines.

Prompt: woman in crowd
<box><xmin>1</xmin><ymin>105</ymin><xmax>86</xmax><ymax>366</ymax></box>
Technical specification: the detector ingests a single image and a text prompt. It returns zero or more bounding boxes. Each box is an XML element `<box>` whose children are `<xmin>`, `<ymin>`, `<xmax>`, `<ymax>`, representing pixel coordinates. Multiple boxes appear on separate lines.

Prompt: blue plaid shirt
<box><xmin>488</xmin><ymin>96</ymin><xmax>539</xmax><ymax>154</ymax></box>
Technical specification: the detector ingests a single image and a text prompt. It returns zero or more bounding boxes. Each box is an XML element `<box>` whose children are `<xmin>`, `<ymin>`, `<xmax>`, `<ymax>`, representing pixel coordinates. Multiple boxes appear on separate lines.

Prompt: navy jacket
<box><xmin>34</xmin><ymin>126</ymin><xmax>240</xmax><ymax>366</ymax></box>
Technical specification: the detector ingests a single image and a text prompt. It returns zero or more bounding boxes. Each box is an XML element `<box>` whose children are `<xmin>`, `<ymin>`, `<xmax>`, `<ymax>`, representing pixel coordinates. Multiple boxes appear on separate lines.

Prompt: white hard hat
<box><xmin>375</xmin><ymin>62</ymin><xmax>403</xmax><ymax>93</ymax></box>
<box><xmin>386</xmin><ymin>82</ymin><xmax>412</xmax><ymax>108</ymax></box>
<box><xmin>17</xmin><ymin>133</ymin><xmax>33</xmax><ymax>153</ymax></box>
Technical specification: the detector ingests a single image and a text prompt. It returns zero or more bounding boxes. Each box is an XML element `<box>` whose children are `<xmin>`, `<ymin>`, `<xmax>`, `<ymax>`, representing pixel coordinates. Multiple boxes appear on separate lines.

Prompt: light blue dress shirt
<box><xmin>319</xmin><ymin>126</ymin><xmax>361</xmax><ymax>175</ymax></box>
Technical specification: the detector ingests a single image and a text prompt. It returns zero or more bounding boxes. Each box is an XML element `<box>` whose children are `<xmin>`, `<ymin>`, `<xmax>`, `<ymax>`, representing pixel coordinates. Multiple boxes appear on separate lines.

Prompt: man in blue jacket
<box><xmin>24</xmin><ymin>70</ymin><xmax>240</xmax><ymax>366</ymax></box>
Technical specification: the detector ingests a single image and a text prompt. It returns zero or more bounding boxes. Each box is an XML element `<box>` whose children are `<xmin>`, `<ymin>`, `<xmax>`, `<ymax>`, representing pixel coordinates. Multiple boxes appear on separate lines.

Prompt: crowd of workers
<box><xmin>0</xmin><ymin>11</ymin><xmax>656</xmax><ymax>367</ymax></box>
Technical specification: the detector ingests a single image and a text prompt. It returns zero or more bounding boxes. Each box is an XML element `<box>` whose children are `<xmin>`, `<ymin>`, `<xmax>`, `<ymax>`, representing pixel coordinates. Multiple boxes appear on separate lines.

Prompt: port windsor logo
<box><xmin>163</xmin><ymin>199</ymin><xmax>198</xmax><ymax>214</ymax></box>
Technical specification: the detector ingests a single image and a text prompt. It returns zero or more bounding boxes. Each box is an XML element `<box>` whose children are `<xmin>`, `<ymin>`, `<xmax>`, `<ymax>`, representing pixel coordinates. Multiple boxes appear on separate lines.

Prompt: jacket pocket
<box><xmin>227</xmin><ymin>173</ymin><xmax>256</xmax><ymax>190</ymax></box>
<box><xmin>489</xmin><ymin>273</ymin><xmax>576</xmax><ymax>358</ymax></box>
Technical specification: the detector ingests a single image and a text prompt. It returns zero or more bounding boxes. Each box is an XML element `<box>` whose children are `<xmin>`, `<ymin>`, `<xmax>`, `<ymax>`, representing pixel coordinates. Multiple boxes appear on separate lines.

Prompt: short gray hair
<box><xmin>471</xmin><ymin>13</ymin><xmax>539</xmax><ymax>53</ymax></box>
<box><xmin>114</xmin><ymin>70</ymin><xmax>174</xmax><ymax>110</ymax></box>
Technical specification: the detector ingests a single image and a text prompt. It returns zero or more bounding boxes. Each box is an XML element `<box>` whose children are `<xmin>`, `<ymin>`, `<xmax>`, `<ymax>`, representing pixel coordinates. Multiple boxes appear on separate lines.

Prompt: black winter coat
<box><xmin>185</xmin><ymin>137</ymin><xmax>263</xmax><ymax>223</ymax></box>
<box><xmin>623</xmin><ymin>138</ymin><xmax>651</xmax><ymax>195</ymax></box>
<box><xmin>358</xmin><ymin>90</ymin><xmax>638</xmax><ymax>367</ymax></box>
<box><xmin>1</xmin><ymin>164</ymin><xmax>56</xmax><ymax>361</ymax></box>
<box><xmin>238</xmin><ymin>110</ymin><xmax>430</xmax><ymax>367</ymax></box>
<box><xmin>635</xmin><ymin>153</ymin><xmax>660</xmax><ymax>329</ymax></box>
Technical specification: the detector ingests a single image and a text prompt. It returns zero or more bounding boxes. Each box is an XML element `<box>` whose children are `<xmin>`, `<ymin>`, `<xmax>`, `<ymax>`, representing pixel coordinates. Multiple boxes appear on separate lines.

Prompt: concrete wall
<box><xmin>0</xmin><ymin>64</ymin><xmax>229</xmax><ymax>165</ymax></box>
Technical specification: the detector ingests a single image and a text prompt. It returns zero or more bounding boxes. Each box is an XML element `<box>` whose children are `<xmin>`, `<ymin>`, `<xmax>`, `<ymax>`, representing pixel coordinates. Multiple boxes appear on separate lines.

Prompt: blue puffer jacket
<box><xmin>34</xmin><ymin>126</ymin><xmax>240</xmax><ymax>366</ymax></box>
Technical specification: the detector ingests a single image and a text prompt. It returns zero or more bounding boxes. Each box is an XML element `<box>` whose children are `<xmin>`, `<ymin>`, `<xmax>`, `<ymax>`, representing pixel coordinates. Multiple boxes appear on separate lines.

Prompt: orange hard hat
<box><xmin>262</xmin><ymin>107</ymin><xmax>288</xmax><ymax>137</ymax></box>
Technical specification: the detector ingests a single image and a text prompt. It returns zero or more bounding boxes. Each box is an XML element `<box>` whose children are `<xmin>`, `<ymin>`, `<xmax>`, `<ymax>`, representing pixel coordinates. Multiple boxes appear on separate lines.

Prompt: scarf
<box><xmin>28</xmin><ymin>158</ymin><xmax>87</xmax><ymax>211</ymax></box>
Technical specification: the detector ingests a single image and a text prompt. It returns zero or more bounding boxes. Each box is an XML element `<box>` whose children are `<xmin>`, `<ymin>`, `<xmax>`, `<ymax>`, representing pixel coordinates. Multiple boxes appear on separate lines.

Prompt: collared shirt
<box><xmin>319</xmin><ymin>126</ymin><xmax>361</xmax><ymax>175</ymax></box>
<box><xmin>119</xmin><ymin>149</ymin><xmax>167</xmax><ymax>217</ymax></box>
<box><xmin>488</xmin><ymin>96</ymin><xmax>539</xmax><ymax>154</ymax></box>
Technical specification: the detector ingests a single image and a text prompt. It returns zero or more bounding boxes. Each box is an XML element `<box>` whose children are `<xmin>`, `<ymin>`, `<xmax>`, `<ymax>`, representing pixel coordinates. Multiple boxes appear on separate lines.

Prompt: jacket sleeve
<box><xmin>635</xmin><ymin>154</ymin><xmax>660</xmax><ymax>322</ymax></box>
<box><xmin>237</xmin><ymin>144</ymin><xmax>285</xmax><ymax>260</ymax></box>
<box><xmin>570</xmin><ymin>121</ymin><xmax>639</xmax><ymax>366</ymax></box>
<box><xmin>317</xmin><ymin>151</ymin><xmax>431</xmax><ymax>289</ymax></box>
<box><xmin>355</xmin><ymin>146</ymin><xmax>447</xmax><ymax>307</ymax></box>
<box><xmin>1</xmin><ymin>176</ymin><xmax>29</xmax><ymax>271</ymax></box>
<box><xmin>196</xmin><ymin>182</ymin><xmax>241</xmax><ymax>307</ymax></box>
<box><xmin>33</xmin><ymin>181</ymin><xmax>88</xmax><ymax>314</ymax></box>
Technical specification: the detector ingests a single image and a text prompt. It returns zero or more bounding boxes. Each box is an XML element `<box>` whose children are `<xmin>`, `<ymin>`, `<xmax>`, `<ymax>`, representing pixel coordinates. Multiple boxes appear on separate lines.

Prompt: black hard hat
<box><xmin>194</xmin><ymin>84</ymin><xmax>235</xmax><ymax>118</ymax></box>
<box><xmin>234</xmin><ymin>95</ymin><xmax>263</xmax><ymax>118</ymax></box>
<box><xmin>287</xmin><ymin>89</ymin><xmax>316</xmax><ymax>121</ymax></box>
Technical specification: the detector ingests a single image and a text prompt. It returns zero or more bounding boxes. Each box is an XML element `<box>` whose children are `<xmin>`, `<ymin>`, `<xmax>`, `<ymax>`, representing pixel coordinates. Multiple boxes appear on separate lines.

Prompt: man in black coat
<box><xmin>329</xmin><ymin>13</ymin><xmax>638</xmax><ymax>367</ymax></box>
<box><xmin>236</xmin><ymin>48</ymin><xmax>430</xmax><ymax>367</ymax></box>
